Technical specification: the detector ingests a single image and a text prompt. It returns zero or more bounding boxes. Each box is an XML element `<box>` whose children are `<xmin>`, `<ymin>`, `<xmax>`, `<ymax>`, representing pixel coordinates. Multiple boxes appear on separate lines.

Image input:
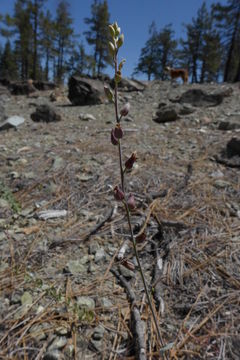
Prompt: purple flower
<box><xmin>125</xmin><ymin>152</ymin><xmax>137</xmax><ymax>170</ymax></box>
<box><xmin>114</xmin><ymin>123</ymin><xmax>123</xmax><ymax>139</ymax></box>
<box><xmin>127</xmin><ymin>193</ymin><xmax>136</xmax><ymax>210</ymax></box>
<box><xmin>120</xmin><ymin>103</ymin><xmax>130</xmax><ymax>117</ymax></box>
<box><xmin>111</xmin><ymin>129</ymin><xmax>118</xmax><ymax>145</ymax></box>
<box><xmin>114</xmin><ymin>186</ymin><xmax>125</xmax><ymax>201</ymax></box>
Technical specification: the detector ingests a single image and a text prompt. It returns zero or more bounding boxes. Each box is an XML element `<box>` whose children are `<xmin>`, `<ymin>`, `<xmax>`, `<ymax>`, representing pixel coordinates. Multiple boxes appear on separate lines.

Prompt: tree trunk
<box><xmin>45</xmin><ymin>49</ymin><xmax>49</xmax><ymax>81</ymax></box>
<box><xmin>200</xmin><ymin>60</ymin><xmax>206</xmax><ymax>83</ymax></box>
<box><xmin>33</xmin><ymin>1</ymin><xmax>38</xmax><ymax>80</ymax></box>
<box><xmin>234</xmin><ymin>57</ymin><xmax>240</xmax><ymax>82</ymax></box>
<box><xmin>224</xmin><ymin>9</ymin><xmax>240</xmax><ymax>82</ymax></box>
<box><xmin>192</xmin><ymin>58</ymin><xmax>198</xmax><ymax>83</ymax></box>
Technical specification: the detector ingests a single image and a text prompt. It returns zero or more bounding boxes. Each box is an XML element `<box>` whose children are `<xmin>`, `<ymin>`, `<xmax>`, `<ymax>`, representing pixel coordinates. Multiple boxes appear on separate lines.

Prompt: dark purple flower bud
<box><xmin>114</xmin><ymin>123</ymin><xmax>123</xmax><ymax>139</ymax></box>
<box><xmin>125</xmin><ymin>152</ymin><xmax>137</xmax><ymax>170</ymax></box>
<box><xmin>136</xmin><ymin>232</ymin><xmax>146</xmax><ymax>243</ymax></box>
<box><xmin>111</xmin><ymin>129</ymin><xmax>118</xmax><ymax>145</ymax></box>
<box><xmin>114</xmin><ymin>186</ymin><xmax>125</xmax><ymax>201</ymax></box>
<box><xmin>120</xmin><ymin>103</ymin><xmax>130</xmax><ymax>117</ymax></box>
<box><xmin>127</xmin><ymin>193</ymin><xmax>136</xmax><ymax>210</ymax></box>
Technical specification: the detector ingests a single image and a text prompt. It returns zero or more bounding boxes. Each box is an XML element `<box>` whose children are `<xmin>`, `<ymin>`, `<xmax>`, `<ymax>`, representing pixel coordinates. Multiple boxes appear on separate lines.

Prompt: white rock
<box><xmin>0</xmin><ymin>116</ymin><xmax>25</xmax><ymax>130</ymax></box>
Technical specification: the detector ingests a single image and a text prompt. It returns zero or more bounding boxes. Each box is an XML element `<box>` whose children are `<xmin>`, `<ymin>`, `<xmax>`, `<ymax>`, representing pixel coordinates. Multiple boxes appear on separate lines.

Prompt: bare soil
<box><xmin>0</xmin><ymin>80</ymin><xmax>239</xmax><ymax>359</ymax></box>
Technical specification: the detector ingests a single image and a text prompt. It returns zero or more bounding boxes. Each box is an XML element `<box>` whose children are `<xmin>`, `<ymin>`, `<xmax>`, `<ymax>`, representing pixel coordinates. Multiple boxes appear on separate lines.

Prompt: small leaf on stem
<box><xmin>108</xmin><ymin>24</ymin><xmax>116</xmax><ymax>38</ymax></box>
<box><xmin>108</xmin><ymin>41</ymin><xmax>116</xmax><ymax>56</ymax></box>
<box><xmin>104</xmin><ymin>86</ymin><xmax>114</xmax><ymax>102</ymax></box>
<box><xmin>117</xmin><ymin>34</ymin><xmax>124</xmax><ymax>48</ymax></box>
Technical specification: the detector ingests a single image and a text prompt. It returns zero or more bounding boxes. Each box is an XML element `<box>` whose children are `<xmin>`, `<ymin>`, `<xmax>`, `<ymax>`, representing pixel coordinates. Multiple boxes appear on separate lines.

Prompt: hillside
<box><xmin>0</xmin><ymin>79</ymin><xmax>239</xmax><ymax>359</ymax></box>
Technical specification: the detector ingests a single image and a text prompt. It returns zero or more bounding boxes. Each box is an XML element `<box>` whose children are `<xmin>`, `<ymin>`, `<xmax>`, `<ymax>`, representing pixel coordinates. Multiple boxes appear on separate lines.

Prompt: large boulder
<box><xmin>33</xmin><ymin>81</ymin><xmax>56</xmax><ymax>91</ymax></box>
<box><xmin>0</xmin><ymin>78</ymin><xmax>11</xmax><ymax>87</ymax></box>
<box><xmin>227</xmin><ymin>137</ymin><xmax>240</xmax><ymax>157</ymax></box>
<box><xmin>110</xmin><ymin>77</ymin><xmax>146</xmax><ymax>92</ymax></box>
<box><xmin>172</xmin><ymin>88</ymin><xmax>232</xmax><ymax>107</ymax></box>
<box><xmin>68</xmin><ymin>76</ymin><xmax>106</xmax><ymax>105</ymax></box>
<box><xmin>215</xmin><ymin>137</ymin><xmax>240</xmax><ymax>168</ymax></box>
<box><xmin>31</xmin><ymin>104</ymin><xmax>61</xmax><ymax>123</ymax></box>
<box><xmin>218</xmin><ymin>115</ymin><xmax>240</xmax><ymax>130</ymax></box>
<box><xmin>153</xmin><ymin>104</ymin><xmax>179</xmax><ymax>123</ymax></box>
<box><xmin>10</xmin><ymin>80</ymin><xmax>37</xmax><ymax>96</ymax></box>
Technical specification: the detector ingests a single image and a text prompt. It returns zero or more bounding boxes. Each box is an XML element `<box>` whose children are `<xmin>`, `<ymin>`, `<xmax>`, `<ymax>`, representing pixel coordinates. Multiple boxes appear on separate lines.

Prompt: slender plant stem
<box><xmin>112</xmin><ymin>39</ymin><xmax>167</xmax><ymax>358</ymax></box>
<box><xmin>114</xmin><ymin>53</ymin><xmax>119</xmax><ymax>123</ymax></box>
<box><xmin>124</xmin><ymin>201</ymin><xmax>165</xmax><ymax>349</ymax></box>
<box><xmin>118</xmin><ymin>141</ymin><xmax>125</xmax><ymax>192</ymax></box>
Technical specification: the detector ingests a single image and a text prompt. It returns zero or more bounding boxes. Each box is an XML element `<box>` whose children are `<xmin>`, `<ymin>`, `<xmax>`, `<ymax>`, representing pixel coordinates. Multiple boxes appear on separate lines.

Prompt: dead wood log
<box><xmin>111</xmin><ymin>268</ymin><xmax>147</xmax><ymax>360</ymax></box>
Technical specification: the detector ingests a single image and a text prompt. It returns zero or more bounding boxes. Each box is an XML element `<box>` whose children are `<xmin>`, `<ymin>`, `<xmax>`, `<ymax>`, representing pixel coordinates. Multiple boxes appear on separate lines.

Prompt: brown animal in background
<box><xmin>27</xmin><ymin>79</ymin><xmax>37</xmax><ymax>96</ymax></box>
<box><xmin>165</xmin><ymin>66</ymin><xmax>188</xmax><ymax>84</ymax></box>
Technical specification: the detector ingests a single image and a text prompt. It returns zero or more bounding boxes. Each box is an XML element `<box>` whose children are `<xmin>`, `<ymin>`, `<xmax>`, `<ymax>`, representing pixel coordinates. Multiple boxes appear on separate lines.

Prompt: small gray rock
<box><xmin>94</xmin><ymin>248</ymin><xmax>106</xmax><ymax>263</ymax></box>
<box><xmin>119</xmin><ymin>264</ymin><xmax>135</xmax><ymax>279</ymax></box>
<box><xmin>79</xmin><ymin>113</ymin><xmax>96</xmax><ymax>121</ymax></box>
<box><xmin>76</xmin><ymin>296</ymin><xmax>95</xmax><ymax>310</ymax></box>
<box><xmin>98</xmin><ymin>297</ymin><xmax>113</xmax><ymax>309</ymax></box>
<box><xmin>0</xmin><ymin>198</ymin><xmax>11</xmax><ymax>209</ymax></box>
<box><xmin>153</xmin><ymin>105</ymin><xmax>179</xmax><ymax>123</ymax></box>
<box><xmin>43</xmin><ymin>350</ymin><xmax>63</xmax><ymax>360</ymax></box>
<box><xmin>214</xmin><ymin>180</ymin><xmax>231</xmax><ymax>189</ymax></box>
<box><xmin>66</xmin><ymin>260</ymin><xmax>85</xmax><ymax>275</ymax></box>
<box><xmin>31</xmin><ymin>104</ymin><xmax>61</xmax><ymax>123</ymax></box>
<box><xmin>52</xmin><ymin>157</ymin><xmax>64</xmax><ymax>170</ymax></box>
<box><xmin>92</xmin><ymin>325</ymin><xmax>105</xmax><ymax>341</ymax></box>
<box><xmin>48</xmin><ymin>336</ymin><xmax>68</xmax><ymax>351</ymax></box>
<box><xmin>218</xmin><ymin>120</ymin><xmax>240</xmax><ymax>130</ymax></box>
<box><xmin>0</xmin><ymin>116</ymin><xmax>25</xmax><ymax>131</ymax></box>
<box><xmin>89</xmin><ymin>242</ymin><xmax>100</xmax><ymax>255</ymax></box>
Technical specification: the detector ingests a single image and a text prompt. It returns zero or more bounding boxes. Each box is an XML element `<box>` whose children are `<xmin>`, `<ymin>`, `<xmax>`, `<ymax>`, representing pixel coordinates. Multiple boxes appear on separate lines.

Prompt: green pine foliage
<box><xmin>39</xmin><ymin>10</ymin><xmax>56</xmax><ymax>81</ymax></box>
<box><xmin>84</xmin><ymin>0</ymin><xmax>111</xmax><ymax>76</ymax></box>
<box><xmin>0</xmin><ymin>40</ymin><xmax>18</xmax><ymax>79</ymax></box>
<box><xmin>213</xmin><ymin>0</ymin><xmax>240</xmax><ymax>82</ymax></box>
<box><xmin>0</xmin><ymin>0</ymin><xmax>239</xmax><ymax>83</ymax></box>
<box><xmin>54</xmin><ymin>1</ymin><xmax>74</xmax><ymax>83</ymax></box>
<box><xmin>134</xmin><ymin>22</ymin><xmax>177</xmax><ymax>80</ymax></box>
<box><xmin>179</xmin><ymin>2</ymin><xmax>222</xmax><ymax>83</ymax></box>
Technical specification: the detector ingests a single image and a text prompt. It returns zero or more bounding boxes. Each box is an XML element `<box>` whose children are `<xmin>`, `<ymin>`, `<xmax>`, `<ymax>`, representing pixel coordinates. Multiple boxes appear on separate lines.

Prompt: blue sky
<box><xmin>0</xmin><ymin>0</ymin><xmax>226</xmax><ymax>78</ymax></box>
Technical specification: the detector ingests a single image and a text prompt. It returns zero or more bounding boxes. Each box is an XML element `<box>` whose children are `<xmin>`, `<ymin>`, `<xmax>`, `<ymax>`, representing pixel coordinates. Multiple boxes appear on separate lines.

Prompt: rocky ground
<box><xmin>0</xmin><ymin>79</ymin><xmax>239</xmax><ymax>360</ymax></box>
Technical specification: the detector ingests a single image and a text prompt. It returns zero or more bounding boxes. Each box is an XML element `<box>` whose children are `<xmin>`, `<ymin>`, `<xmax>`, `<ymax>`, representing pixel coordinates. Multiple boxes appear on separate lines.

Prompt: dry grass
<box><xmin>0</xmin><ymin>86</ymin><xmax>239</xmax><ymax>359</ymax></box>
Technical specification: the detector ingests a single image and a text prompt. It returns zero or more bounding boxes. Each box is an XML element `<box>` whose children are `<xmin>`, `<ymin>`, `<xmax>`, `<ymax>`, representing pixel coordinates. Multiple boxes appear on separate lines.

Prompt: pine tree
<box><xmin>180</xmin><ymin>2</ymin><xmax>222</xmax><ymax>83</ymax></box>
<box><xmin>133</xmin><ymin>22</ymin><xmax>160</xmax><ymax>80</ymax></box>
<box><xmin>0</xmin><ymin>0</ymin><xmax>33</xmax><ymax>80</ymax></box>
<box><xmin>200</xmin><ymin>27</ymin><xmax>222</xmax><ymax>82</ymax></box>
<box><xmin>29</xmin><ymin>0</ymin><xmax>46</xmax><ymax>80</ymax></box>
<box><xmin>157</xmin><ymin>24</ymin><xmax>177</xmax><ymax>79</ymax></box>
<box><xmin>134</xmin><ymin>23</ymin><xmax>177</xmax><ymax>80</ymax></box>
<box><xmin>54</xmin><ymin>0</ymin><xmax>74</xmax><ymax>83</ymax></box>
<box><xmin>84</xmin><ymin>0</ymin><xmax>111</xmax><ymax>76</ymax></box>
<box><xmin>67</xmin><ymin>43</ymin><xmax>90</xmax><ymax>76</ymax></box>
<box><xmin>39</xmin><ymin>10</ymin><xmax>56</xmax><ymax>81</ymax></box>
<box><xmin>213</xmin><ymin>0</ymin><xmax>240</xmax><ymax>82</ymax></box>
<box><xmin>0</xmin><ymin>40</ymin><xmax>18</xmax><ymax>79</ymax></box>
<box><xmin>181</xmin><ymin>2</ymin><xmax>211</xmax><ymax>82</ymax></box>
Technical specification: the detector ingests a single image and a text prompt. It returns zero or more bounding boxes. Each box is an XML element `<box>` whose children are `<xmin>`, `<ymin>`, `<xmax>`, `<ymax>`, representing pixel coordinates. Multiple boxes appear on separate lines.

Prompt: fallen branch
<box><xmin>111</xmin><ymin>268</ymin><xmax>147</xmax><ymax>360</ymax></box>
